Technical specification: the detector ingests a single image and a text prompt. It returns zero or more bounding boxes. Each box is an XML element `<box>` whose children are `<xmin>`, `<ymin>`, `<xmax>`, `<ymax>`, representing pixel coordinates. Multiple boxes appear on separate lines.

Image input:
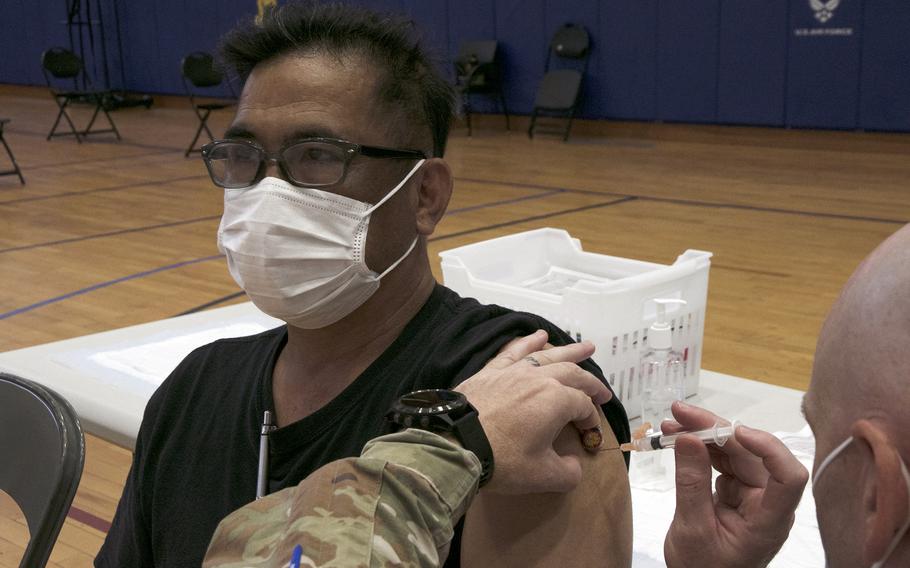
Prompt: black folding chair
<box><xmin>41</xmin><ymin>47</ymin><xmax>121</xmax><ymax>143</ymax></box>
<box><xmin>0</xmin><ymin>373</ymin><xmax>85</xmax><ymax>568</ymax></box>
<box><xmin>0</xmin><ymin>119</ymin><xmax>25</xmax><ymax>185</ymax></box>
<box><xmin>528</xmin><ymin>24</ymin><xmax>591</xmax><ymax>142</ymax></box>
<box><xmin>454</xmin><ymin>40</ymin><xmax>510</xmax><ymax>136</ymax></box>
<box><xmin>181</xmin><ymin>52</ymin><xmax>234</xmax><ymax>157</ymax></box>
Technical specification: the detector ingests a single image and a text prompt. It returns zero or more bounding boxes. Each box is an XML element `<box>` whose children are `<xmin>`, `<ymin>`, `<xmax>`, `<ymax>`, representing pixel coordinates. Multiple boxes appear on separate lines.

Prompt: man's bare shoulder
<box><xmin>460</xmin><ymin>411</ymin><xmax>632</xmax><ymax>568</ymax></box>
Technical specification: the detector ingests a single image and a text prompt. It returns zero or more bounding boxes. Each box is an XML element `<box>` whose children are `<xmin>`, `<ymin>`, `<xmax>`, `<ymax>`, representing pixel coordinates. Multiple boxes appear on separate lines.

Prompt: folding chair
<box><xmin>0</xmin><ymin>373</ymin><xmax>85</xmax><ymax>568</ymax></box>
<box><xmin>181</xmin><ymin>52</ymin><xmax>234</xmax><ymax>157</ymax></box>
<box><xmin>454</xmin><ymin>40</ymin><xmax>510</xmax><ymax>136</ymax></box>
<box><xmin>41</xmin><ymin>47</ymin><xmax>121</xmax><ymax>143</ymax></box>
<box><xmin>528</xmin><ymin>24</ymin><xmax>591</xmax><ymax>142</ymax></box>
<box><xmin>0</xmin><ymin>119</ymin><xmax>25</xmax><ymax>185</ymax></box>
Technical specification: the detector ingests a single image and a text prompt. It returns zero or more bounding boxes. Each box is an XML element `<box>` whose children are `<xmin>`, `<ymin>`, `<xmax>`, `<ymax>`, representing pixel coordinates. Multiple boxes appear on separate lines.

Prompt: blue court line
<box><xmin>455</xmin><ymin>176</ymin><xmax>626</xmax><ymax>198</ymax></box>
<box><xmin>5</xmin><ymin>124</ymin><xmax>185</xmax><ymax>153</ymax></box>
<box><xmin>0</xmin><ymin>215</ymin><xmax>221</xmax><ymax>254</ymax></box>
<box><xmin>0</xmin><ymin>174</ymin><xmax>208</xmax><ymax>206</ymax></box>
<box><xmin>0</xmin><ymin>255</ymin><xmax>224</xmax><ymax>321</ymax></box>
<box><xmin>456</xmin><ymin>175</ymin><xmax>909</xmax><ymax>225</ymax></box>
<box><xmin>1</xmin><ymin>185</ymin><xmax>597</xmax><ymax>320</ymax></box>
<box><xmin>173</xmin><ymin>291</ymin><xmax>246</xmax><ymax>317</ymax></box>
<box><xmin>446</xmin><ymin>188</ymin><xmax>564</xmax><ymax>215</ymax></box>
<box><xmin>8</xmin><ymin>146</ymin><xmax>181</xmax><ymax>173</ymax></box>
<box><xmin>2</xmin><ymin>186</ymin><xmax>561</xmax><ymax>256</ymax></box>
<box><xmin>430</xmin><ymin>197</ymin><xmax>638</xmax><ymax>242</ymax></box>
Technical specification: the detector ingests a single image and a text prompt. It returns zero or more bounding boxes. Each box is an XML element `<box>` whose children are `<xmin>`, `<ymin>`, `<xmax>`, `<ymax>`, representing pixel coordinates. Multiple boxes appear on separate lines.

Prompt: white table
<box><xmin>0</xmin><ymin>303</ymin><xmax>823</xmax><ymax>566</ymax></box>
<box><xmin>0</xmin><ymin>303</ymin><xmax>281</xmax><ymax>449</ymax></box>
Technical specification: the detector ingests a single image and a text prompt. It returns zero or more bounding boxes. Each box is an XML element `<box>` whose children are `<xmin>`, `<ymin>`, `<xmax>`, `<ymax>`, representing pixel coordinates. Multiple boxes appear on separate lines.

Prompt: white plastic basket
<box><xmin>439</xmin><ymin>228</ymin><xmax>712</xmax><ymax>418</ymax></box>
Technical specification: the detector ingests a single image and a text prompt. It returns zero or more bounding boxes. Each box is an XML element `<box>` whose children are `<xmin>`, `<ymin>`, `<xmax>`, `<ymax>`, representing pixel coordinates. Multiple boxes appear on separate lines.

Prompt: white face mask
<box><xmin>813</xmin><ymin>436</ymin><xmax>910</xmax><ymax>568</ymax></box>
<box><xmin>217</xmin><ymin>160</ymin><xmax>424</xmax><ymax>329</ymax></box>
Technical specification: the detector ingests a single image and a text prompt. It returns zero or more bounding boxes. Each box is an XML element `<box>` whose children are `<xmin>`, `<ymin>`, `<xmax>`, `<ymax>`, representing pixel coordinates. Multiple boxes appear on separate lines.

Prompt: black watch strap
<box><xmin>452</xmin><ymin>409</ymin><xmax>495</xmax><ymax>487</ymax></box>
<box><xmin>386</xmin><ymin>389</ymin><xmax>495</xmax><ymax>487</ymax></box>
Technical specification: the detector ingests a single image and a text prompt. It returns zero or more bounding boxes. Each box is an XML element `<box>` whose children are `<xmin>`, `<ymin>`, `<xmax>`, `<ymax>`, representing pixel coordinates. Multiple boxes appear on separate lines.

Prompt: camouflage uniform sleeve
<box><xmin>203</xmin><ymin>429</ymin><xmax>481</xmax><ymax>568</ymax></box>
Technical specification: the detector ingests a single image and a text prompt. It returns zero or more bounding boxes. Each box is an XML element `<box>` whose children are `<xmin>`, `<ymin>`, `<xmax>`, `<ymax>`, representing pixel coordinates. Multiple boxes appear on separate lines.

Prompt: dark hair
<box><xmin>220</xmin><ymin>1</ymin><xmax>454</xmax><ymax>157</ymax></box>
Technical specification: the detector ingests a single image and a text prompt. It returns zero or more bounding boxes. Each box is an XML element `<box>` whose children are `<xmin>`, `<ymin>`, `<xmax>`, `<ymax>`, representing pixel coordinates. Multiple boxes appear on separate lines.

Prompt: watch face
<box><xmin>398</xmin><ymin>389</ymin><xmax>464</xmax><ymax>415</ymax></box>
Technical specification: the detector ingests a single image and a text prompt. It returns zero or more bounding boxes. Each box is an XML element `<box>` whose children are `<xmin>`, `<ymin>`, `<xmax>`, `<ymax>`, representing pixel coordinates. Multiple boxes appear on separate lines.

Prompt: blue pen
<box><xmin>289</xmin><ymin>544</ymin><xmax>302</xmax><ymax>568</ymax></box>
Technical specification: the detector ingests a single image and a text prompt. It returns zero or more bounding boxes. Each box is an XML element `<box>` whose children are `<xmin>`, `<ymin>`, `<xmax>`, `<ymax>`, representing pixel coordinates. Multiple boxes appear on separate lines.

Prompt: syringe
<box><xmin>621</xmin><ymin>421</ymin><xmax>739</xmax><ymax>452</ymax></box>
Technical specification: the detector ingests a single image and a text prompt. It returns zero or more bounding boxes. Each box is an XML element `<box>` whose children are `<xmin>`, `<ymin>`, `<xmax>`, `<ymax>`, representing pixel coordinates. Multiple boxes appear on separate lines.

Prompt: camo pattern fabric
<box><xmin>203</xmin><ymin>429</ymin><xmax>481</xmax><ymax>568</ymax></box>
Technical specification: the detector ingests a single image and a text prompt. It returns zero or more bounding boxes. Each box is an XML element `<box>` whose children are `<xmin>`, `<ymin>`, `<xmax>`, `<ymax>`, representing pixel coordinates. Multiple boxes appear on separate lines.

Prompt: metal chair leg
<box><xmin>47</xmin><ymin>107</ymin><xmax>65</xmax><ymax>141</ymax></box>
<box><xmin>52</xmin><ymin>98</ymin><xmax>84</xmax><ymax>143</ymax></box>
<box><xmin>201</xmin><ymin>118</ymin><xmax>215</xmax><ymax>143</ymax></box>
<box><xmin>83</xmin><ymin>96</ymin><xmax>120</xmax><ymax>140</ymax></box>
<box><xmin>185</xmin><ymin>108</ymin><xmax>212</xmax><ymax>157</ymax></box>
<box><xmin>48</xmin><ymin>98</ymin><xmax>82</xmax><ymax>143</ymax></box>
<box><xmin>0</xmin><ymin>128</ymin><xmax>25</xmax><ymax>185</ymax></box>
<box><xmin>84</xmin><ymin>104</ymin><xmax>102</xmax><ymax>133</ymax></box>
<box><xmin>105</xmin><ymin>108</ymin><xmax>122</xmax><ymax>140</ymax></box>
<box><xmin>563</xmin><ymin>107</ymin><xmax>577</xmax><ymax>142</ymax></box>
<box><xmin>463</xmin><ymin>94</ymin><xmax>473</xmax><ymax>137</ymax></box>
<box><xmin>499</xmin><ymin>90</ymin><xmax>510</xmax><ymax>131</ymax></box>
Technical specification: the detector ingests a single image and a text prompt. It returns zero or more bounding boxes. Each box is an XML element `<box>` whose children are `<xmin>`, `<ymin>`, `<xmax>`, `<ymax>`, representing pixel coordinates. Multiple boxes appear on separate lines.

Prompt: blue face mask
<box><xmin>813</xmin><ymin>436</ymin><xmax>910</xmax><ymax>568</ymax></box>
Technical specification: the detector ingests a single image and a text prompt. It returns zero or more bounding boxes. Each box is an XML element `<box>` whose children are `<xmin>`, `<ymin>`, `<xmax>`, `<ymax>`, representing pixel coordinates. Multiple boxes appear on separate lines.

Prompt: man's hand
<box><xmin>453</xmin><ymin>329</ymin><xmax>610</xmax><ymax>495</ymax></box>
<box><xmin>663</xmin><ymin>401</ymin><xmax>809</xmax><ymax>568</ymax></box>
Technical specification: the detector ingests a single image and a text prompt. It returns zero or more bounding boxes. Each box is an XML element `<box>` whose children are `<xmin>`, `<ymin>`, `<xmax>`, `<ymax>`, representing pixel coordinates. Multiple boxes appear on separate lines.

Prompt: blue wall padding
<box><xmin>401</xmin><ymin>0</ymin><xmax>450</xmax><ymax>70</ymax></box>
<box><xmin>1</xmin><ymin>0</ymin><xmax>907</xmax><ymax>131</ymax></box>
<box><xmin>118</xmin><ymin>1</ymin><xmax>163</xmax><ymax>95</ymax></box>
<box><xmin>858</xmin><ymin>0</ymin><xmax>910</xmax><ymax>131</ymax></box>
<box><xmin>494</xmin><ymin>0</ymin><xmax>545</xmax><ymax>115</ymax></box>
<box><xmin>656</xmin><ymin>0</ymin><xmax>720</xmax><ymax>123</ymax></box>
<box><xmin>598</xmin><ymin>0</ymin><xmax>658</xmax><ymax>121</ymax></box>
<box><xmin>445</xmin><ymin>0</ymin><xmax>496</xmax><ymax>59</ymax></box>
<box><xmin>717</xmin><ymin>0</ymin><xmax>788</xmax><ymax>126</ymax></box>
<box><xmin>786</xmin><ymin>0</ymin><xmax>863</xmax><ymax>129</ymax></box>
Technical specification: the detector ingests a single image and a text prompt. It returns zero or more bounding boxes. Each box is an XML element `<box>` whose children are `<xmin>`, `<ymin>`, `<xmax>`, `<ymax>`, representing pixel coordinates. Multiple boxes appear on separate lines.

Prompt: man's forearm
<box><xmin>360</xmin><ymin>429</ymin><xmax>481</xmax><ymax>566</ymax></box>
<box><xmin>203</xmin><ymin>429</ymin><xmax>481</xmax><ymax>568</ymax></box>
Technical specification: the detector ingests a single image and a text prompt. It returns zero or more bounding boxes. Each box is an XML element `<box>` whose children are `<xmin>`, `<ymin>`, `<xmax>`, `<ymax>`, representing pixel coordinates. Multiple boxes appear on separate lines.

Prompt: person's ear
<box><xmin>851</xmin><ymin>419</ymin><xmax>910</xmax><ymax>565</ymax></box>
<box><xmin>414</xmin><ymin>158</ymin><xmax>453</xmax><ymax>236</ymax></box>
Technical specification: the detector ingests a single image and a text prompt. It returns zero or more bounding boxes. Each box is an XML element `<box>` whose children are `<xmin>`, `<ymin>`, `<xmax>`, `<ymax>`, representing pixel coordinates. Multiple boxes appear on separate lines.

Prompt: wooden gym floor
<box><xmin>0</xmin><ymin>86</ymin><xmax>908</xmax><ymax>565</ymax></box>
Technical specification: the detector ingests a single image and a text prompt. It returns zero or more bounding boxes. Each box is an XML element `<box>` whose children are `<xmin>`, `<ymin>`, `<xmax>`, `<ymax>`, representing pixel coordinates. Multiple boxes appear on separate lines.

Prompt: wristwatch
<box><xmin>386</xmin><ymin>389</ymin><xmax>495</xmax><ymax>486</ymax></box>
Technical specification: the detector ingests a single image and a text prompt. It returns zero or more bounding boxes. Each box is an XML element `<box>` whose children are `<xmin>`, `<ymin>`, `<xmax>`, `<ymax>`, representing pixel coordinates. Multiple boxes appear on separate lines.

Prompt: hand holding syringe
<box><xmin>621</xmin><ymin>420</ymin><xmax>739</xmax><ymax>452</ymax></box>
<box><xmin>655</xmin><ymin>401</ymin><xmax>809</xmax><ymax>567</ymax></box>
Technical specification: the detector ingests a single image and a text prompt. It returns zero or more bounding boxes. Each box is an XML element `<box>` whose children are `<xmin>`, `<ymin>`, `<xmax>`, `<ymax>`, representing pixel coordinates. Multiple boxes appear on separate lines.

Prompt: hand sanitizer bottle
<box><xmin>633</xmin><ymin>298</ymin><xmax>688</xmax><ymax>491</ymax></box>
<box><xmin>640</xmin><ymin>298</ymin><xmax>687</xmax><ymax>434</ymax></box>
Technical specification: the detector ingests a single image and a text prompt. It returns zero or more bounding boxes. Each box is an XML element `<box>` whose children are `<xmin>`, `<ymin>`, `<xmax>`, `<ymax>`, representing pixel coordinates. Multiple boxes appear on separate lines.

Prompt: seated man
<box><xmin>96</xmin><ymin>3</ymin><xmax>631</xmax><ymax>567</ymax></box>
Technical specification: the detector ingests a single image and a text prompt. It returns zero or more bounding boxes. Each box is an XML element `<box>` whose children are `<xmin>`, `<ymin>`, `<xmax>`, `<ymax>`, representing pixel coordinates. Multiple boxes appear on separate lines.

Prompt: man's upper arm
<box><xmin>460</xmin><ymin>411</ymin><xmax>633</xmax><ymax>568</ymax></box>
<box><xmin>444</xmin><ymin>310</ymin><xmax>633</xmax><ymax>566</ymax></box>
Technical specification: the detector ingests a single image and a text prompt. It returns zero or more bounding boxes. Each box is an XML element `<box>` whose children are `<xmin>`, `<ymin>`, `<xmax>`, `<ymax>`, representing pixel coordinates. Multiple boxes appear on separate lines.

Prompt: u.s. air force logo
<box><xmin>810</xmin><ymin>0</ymin><xmax>839</xmax><ymax>23</ymax></box>
<box><xmin>795</xmin><ymin>0</ymin><xmax>851</xmax><ymax>36</ymax></box>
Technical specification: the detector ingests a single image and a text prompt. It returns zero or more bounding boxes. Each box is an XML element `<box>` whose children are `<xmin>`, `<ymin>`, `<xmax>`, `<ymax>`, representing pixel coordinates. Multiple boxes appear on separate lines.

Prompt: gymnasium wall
<box><xmin>2</xmin><ymin>0</ymin><xmax>909</xmax><ymax>131</ymax></box>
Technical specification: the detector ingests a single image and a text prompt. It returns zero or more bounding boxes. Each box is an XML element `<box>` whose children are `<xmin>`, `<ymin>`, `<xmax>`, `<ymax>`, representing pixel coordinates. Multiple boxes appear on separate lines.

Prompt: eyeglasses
<box><xmin>201</xmin><ymin>138</ymin><xmax>427</xmax><ymax>189</ymax></box>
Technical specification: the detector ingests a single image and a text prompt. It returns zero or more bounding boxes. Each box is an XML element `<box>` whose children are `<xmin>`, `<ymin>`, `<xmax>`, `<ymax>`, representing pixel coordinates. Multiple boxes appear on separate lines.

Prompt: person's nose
<box><xmin>263</xmin><ymin>156</ymin><xmax>283</xmax><ymax>180</ymax></box>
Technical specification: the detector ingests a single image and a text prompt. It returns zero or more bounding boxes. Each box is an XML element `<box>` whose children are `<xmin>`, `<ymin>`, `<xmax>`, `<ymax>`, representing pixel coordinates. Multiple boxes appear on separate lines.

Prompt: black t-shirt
<box><xmin>96</xmin><ymin>285</ymin><xmax>629</xmax><ymax>567</ymax></box>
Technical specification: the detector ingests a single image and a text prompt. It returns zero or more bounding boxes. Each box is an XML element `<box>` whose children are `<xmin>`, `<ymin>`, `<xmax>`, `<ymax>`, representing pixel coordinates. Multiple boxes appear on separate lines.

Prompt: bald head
<box><xmin>809</xmin><ymin>223</ymin><xmax>910</xmax><ymax>442</ymax></box>
<box><xmin>807</xmin><ymin>223</ymin><xmax>910</xmax><ymax>567</ymax></box>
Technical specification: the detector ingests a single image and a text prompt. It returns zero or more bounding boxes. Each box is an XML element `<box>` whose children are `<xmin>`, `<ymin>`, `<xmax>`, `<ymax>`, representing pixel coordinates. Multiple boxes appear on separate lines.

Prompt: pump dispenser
<box><xmin>640</xmin><ymin>299</ymin><xmax>687</xmax><ymax>434</ymax></box>
<box><xmin>632</xmin><ymin>298</ymin><xmax>689</xmax><ymax>489</ymax></box>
